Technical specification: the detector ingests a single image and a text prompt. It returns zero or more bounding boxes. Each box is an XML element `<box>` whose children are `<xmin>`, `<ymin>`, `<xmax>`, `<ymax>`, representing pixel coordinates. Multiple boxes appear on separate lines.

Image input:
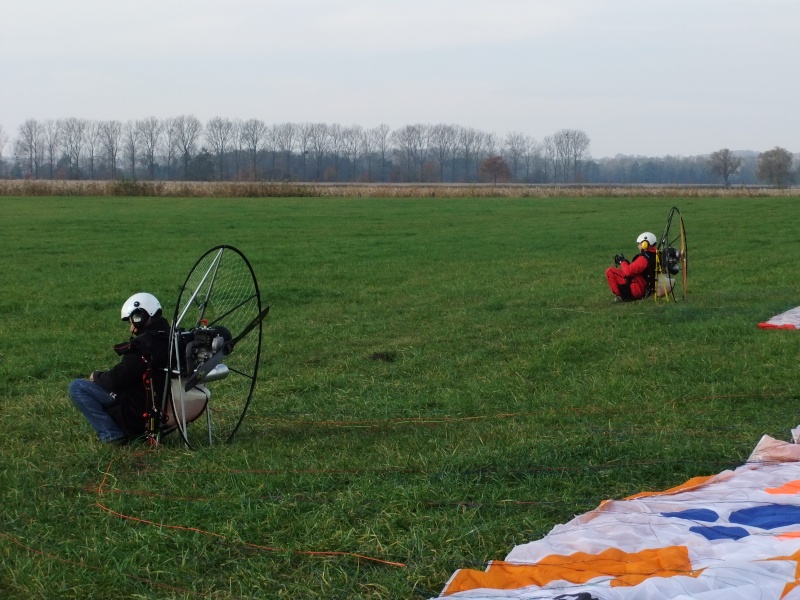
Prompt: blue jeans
<box><xmin>69</xmin><ymin>379</ymin><xmax>126</xmax><ymax>442</ymax></box>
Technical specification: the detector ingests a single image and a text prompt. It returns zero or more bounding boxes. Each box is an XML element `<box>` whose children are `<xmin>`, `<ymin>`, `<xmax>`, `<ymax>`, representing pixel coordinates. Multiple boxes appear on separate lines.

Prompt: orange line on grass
<box><xmin>95</xmin><ymin>457</ymin><xmax>407</xmax><ymax>568</ymax></box>
<box><xmin>246</xmin><ymin>391</ymin><xmax>786</xmax><ymax>429</ymax></box>
<box><xmin>0</xmin><ymin>531</ymin><xmax>209</xmax><ymax>597</ymax></box>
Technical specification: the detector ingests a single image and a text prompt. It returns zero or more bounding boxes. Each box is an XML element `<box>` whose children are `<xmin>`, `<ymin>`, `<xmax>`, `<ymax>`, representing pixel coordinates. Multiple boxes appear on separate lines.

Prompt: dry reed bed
<box><xmin>0</xmin><ymin>179</ymin><xmax>797</xmax><ymax>198</ymax></box>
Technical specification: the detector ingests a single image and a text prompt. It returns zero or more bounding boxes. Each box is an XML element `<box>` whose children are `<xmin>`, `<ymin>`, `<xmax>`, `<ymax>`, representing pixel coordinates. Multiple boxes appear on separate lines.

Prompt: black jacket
<box><xmin>93</xmin><ymin>315</ymin><xmax>171</xmax><ymax>436</ymax></box>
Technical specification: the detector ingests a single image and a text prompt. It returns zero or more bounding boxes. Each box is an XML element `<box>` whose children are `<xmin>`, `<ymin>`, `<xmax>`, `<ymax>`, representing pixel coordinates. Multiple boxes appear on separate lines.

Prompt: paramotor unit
<box><xmin>154</xmin><ymin>245</ymin><xmax>269</xmax><ymax>448</ymax></box>
<box><xmin>654</xmin><ymin>207</ymin><xmax>688</xmax><ymax>301</ymax></box>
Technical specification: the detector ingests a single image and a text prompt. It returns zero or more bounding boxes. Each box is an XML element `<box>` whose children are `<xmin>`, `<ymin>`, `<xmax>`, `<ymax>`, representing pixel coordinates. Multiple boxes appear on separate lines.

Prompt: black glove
<box><xmin>614</xmin><ymin>254</ymin><xmax>626</xmax><ymax>266</ymax></box>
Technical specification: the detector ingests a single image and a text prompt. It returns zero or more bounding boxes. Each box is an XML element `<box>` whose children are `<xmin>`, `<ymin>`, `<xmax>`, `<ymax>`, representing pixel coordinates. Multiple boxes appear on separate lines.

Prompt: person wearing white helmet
<box><xmin>69</xmin><ymin>293</ymin><xmax>171</xmax><ymax>444</ymax></box>
<box><xmin>605</xmin><ymin>232</ymin><xmax>658</xmax><ymax>302</ymax></box>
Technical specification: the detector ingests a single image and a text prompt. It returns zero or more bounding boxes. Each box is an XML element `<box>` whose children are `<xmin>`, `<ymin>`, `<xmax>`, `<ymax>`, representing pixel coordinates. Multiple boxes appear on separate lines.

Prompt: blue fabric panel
<box><xmin>690</xmin><ymin>525</ymin><xmax>750</xmax><ymax>541</ymax></box>
<box><xmin>661</xmin><ymin>509</ymin><xmax>719</xmax><ymax>522</ymax></box>
<box><xmin>729</xmin><ymin>505</ymin><xmax>800</xmax><ymax>530</ymax></box>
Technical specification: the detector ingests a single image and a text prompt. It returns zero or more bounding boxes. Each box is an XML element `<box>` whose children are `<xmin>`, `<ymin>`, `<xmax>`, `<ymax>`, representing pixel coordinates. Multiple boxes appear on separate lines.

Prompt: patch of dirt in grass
<box><xmin>369</xmin><ymin>351</ymin><xmax>397</xmax><ymax>363</ymax></box>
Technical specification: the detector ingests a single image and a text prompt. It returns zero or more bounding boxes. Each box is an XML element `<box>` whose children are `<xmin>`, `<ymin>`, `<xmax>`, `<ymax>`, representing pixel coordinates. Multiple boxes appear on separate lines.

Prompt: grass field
<box><xmin>1</xmin><ymin>196</ymin><xmax>799</xmax><ymax>599</ymax></box>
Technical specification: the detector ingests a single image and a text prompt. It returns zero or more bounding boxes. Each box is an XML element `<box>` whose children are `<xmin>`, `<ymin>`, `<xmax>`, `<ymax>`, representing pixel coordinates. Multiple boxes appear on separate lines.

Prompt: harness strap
<box><xmin>140</xmin><ymin>356</ymin><xmax>162</xmax><ymax>439</ymax></box>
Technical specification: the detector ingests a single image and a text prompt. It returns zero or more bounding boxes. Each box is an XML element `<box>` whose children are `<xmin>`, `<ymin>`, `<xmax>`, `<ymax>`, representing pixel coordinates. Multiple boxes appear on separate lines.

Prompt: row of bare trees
<box><xmin>10</xmin><ymin>116</ymin><xmax>205</xmax><ymax>181</ymax></box>
<box><xmin>0</xmin><ymin>125</ymin><xmax>7</xmax><ymax>172</ymax></box>
<box><xmin>599</xmin><ymin>148</ymin><xmax>797</xmax><ymax>187</ymax></box>
<box><xmin>4</xmin><ymin>116</ymin><xmax>593</xmax><ymax>184</ymax></box>
<box><xmin>3</xmin><ymin>117</ymin><xmax>795</xmax><ymax>185</ymax></box>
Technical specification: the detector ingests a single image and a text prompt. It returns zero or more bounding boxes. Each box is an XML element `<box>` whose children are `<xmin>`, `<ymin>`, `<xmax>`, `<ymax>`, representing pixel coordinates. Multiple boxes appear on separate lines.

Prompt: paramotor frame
<box><xmin>655</xmin><ymin>207</ymin><xmax>688</xmax><ymax>301</ymax></box>
<box><xmin>158</xmin><ymin>245</ymin><xmax>268</xmax><ymax>448</ymax></box>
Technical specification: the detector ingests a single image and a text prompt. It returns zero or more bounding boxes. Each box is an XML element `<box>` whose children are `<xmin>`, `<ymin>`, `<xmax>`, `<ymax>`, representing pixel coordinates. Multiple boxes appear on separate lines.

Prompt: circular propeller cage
<box><xmin>656</xmin><ymin>207</ymin><xmax>688</xmax><ymax>301</ymax></box>
<box><xmin>161</xmin><ymin>245</ymin><xmax>265</xmax><ymax>448</ymax></box>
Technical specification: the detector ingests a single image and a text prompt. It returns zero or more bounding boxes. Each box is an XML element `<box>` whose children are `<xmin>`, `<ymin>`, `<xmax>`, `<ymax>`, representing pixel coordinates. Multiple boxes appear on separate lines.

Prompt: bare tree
<box><xmin>101</xmin><ymin>120</ymin><xmax>123</xmax><ymax>179</ymax></box>
<box><xmin>162</xmin><ymin>117</ymin><xmax>179</xmax><ymax>180</ymax></box>
<box><xmin>391</xmin><ymin>124</ymin><xmax>430</xmax><ymax>181</ymax></box>
<box><xmin>757</xmin><ymin>146</ymin><xmax>794</xmax><ymax>188</ymax></box>
<box><xmin>359</xmin><ymin>126</ymin><xmax>377</xmax><ymax>182</ymax></box>
<box><xmin>390</xmin><ymin>126</ymin><xmax>413</xmax><ymax>181</ymax></box>
<box><xmin>173</xmin><ymin>115</ymin><xmax>203</xmax><ymax>180</ymax></box>
<box><xmin>707</xmin><ymin>148</ymin><xmax>743</xmax><ymax>186</ymax></box>
<box><xmin>567</xmin><ymin>129</ymin><xmax>591</xmax><ymax>182</ymax></box>
<box><xmin>458</xmin><ymin>127</ymin><xmax>480</xmax><ymax>182</ymax></box>
<box><xmin>84</xmin><ymin>121</ymin><xmax>102</xmax><ymax>179</ymax></box>
<box><xmin>62</xmin><ymin>117</ymin><xmax>87</xmax><ymax>179</ymax></box>
<box><xmin>297</xmin><ymin>122</ymin><xmax>313</xmax><ymax>181</ymax></box>
<box><xmin>241</xmin><ymin>118</ymin><xmax>267</xmax><ymax>180</ymax></box>
<box><xmin>523</xmin><ymin>136</ymin><xmax>543</xmax><ymax>182</ymax></box>
<box><xmin>230</xmin><ymin>119</ymin><xmax>244</xmax><ymax>180</ymax></box>
<box><xmin>503</xmin><ymin>131</ymin><xmax>527</xmax><ymax>182</ymax></box>
<box><xmin>541</xmin><ymin>135</ymin><xmax>554</xmax><ymax>182</ymax></box>
<box><xmin>122</xmin><ymin>120</ymin><xmax>139</xmax><ymax>178</ymax></box>
<box><xmin>273</xmin><ymin>122</ymin><xmax>297</xmax><ymax>179</ymax></box>
<box><xmin>370</xmin><ymin>124</ymin><xmax>391</xmax><ymax>182</ymax></box>
<box><xmin>308</xmin><ymin>122</ymin><xmax>329</xmax><ymax>180</ymax></box>
<box><xmin>550</xmin><ymin>129</ymin><xmax>591</xmax><ymax>182</ymax></box>
<box><xmin>327</xmin><ymin>124</ymin><xmax>344</xmax><ymax>181</ymax></box>
<box><xmin>430</xmin><ymin>123</ymin><xmax>457</xmax><ymax>182</ymax></box>
<box><xmin>16</xmin><ymin>119</ymin><xmax>44</xmax><ymax>178</ymax></box>
<box><xmin>205</xmin><ymin>116</ymin><xmax>233</xmax><ymax>180</ymax></box>
<box><xmin>0</xmin><ymin>125</ymin><xmax>7</xmax><ymax>176</ymax></box>
<box><xmin>137</xmin><ymin>117</ymin><xmax>163</xmax><ymax>180</ymax></box>
<box><xmin>265</xmin><ymin>124</ymin><xmax>279</xmax><ymax>174</ymax></box>
<box><xmin>414</xmin><ymin>124</ymin><xmax>432</xmax><ymax>181</ymax></box>
<box><xmin>342</xmin><ymin>124</ymin><xmax>363</xmax><ymax>181</ymax></box>
<box><xmin>475</xmin><ymin>131</ymin><xmax>497</xmax><ymax>181</ymax></box>
<box><xmin>42</xmin><ymin>119</ymin><xmax>62</xmax><ymax>179</ymax></box>
<box><xmin>551</xmin><ymin>131</ymin><xmax>571</xmax><ymax>183</ymax></box>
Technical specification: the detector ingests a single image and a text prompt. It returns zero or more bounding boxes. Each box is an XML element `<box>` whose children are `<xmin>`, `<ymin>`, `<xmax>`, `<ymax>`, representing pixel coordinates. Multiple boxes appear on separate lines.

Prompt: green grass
<box><xmin>1</xmin><ymin>196</ymin><xmax>799</xmax><ymax>598</ymax></box>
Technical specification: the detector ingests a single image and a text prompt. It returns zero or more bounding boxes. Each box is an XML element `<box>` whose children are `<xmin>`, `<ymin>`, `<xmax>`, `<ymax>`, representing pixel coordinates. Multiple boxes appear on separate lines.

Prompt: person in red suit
<box><xmin>606</xmin><ymin>232</ymin><xmax>657</xmax><ymax>302</ymax></box>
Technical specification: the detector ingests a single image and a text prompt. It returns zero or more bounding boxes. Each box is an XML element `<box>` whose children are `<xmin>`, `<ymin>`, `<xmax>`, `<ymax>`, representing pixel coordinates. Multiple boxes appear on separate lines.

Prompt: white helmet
<box><xmin>121</xmin><ymin>292</ymin><xmax>162</xmax><ymax>326</ymax></box>
<box><xmin>636</xmin><ymin>232</ymin><xmax>657</xmax><ymax>246</ymax></box>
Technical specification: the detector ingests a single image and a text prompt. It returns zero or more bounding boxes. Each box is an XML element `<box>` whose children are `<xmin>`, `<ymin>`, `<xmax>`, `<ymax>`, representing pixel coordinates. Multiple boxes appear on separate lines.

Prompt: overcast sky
<box><xmin>1</xmin><ymin>0</ymin><xmax>798</xmax><ymax>158</ymax></box>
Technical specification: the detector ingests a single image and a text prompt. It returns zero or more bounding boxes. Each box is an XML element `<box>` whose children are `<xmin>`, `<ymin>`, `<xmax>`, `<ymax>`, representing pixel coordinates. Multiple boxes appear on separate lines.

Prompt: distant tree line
<box><xmin>0</xmin><ymin>118</ymin><xmax>796</xmax><ymax>187</ymax></box>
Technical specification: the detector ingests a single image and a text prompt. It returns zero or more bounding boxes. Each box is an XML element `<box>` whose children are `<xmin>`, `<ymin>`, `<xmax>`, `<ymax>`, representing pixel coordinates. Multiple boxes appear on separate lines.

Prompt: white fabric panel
<box><xmin>760</xmin><ymin>306</ymin><xmax>800</xmax><ymax>329</ymax></box>
<box><xmin>440</xmin><ymin>436</ymin><xmax>800</xmax><ymax>599</ymax></box>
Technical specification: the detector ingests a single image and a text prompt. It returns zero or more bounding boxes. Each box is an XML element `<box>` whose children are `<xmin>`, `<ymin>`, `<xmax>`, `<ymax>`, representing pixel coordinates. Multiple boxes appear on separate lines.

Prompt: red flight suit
<box><xmin>606</xmin><ymin>246</ymin><xmax>656</xmax><ymax>300</ymax></box>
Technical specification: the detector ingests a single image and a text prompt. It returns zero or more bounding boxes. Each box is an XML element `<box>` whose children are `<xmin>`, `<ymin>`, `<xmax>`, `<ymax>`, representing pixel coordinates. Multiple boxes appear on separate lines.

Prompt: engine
<box><xmin>173</xmin><ymin>325</ymin><xmax>232</xmax><ymax>383</ymax></box>
<box><xmin>664</xmin><ymin>246</ymin><xmax>682</xmax><ymax>275</ymax></box>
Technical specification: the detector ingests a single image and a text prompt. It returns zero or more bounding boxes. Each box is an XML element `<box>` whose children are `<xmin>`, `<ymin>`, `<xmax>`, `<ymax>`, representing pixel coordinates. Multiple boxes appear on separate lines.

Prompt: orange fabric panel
<box><xmin>765</xmin><ymin>548</ymin><xmax>800</xmax><ymax>598</ymax></box>
<box><xmin>767</xmin><ymin>480</ymin><xmax>800</xmax><ymax>495</ymax></box>
<box><xmin>625</xmin><ymin>475</ymin><xmax>715</xmax><ymax>500</ymax></box>
<box><xmin>442</xmin><ymin>546</ymin><xmax>698</xmax><ymax>596</ymax></box>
